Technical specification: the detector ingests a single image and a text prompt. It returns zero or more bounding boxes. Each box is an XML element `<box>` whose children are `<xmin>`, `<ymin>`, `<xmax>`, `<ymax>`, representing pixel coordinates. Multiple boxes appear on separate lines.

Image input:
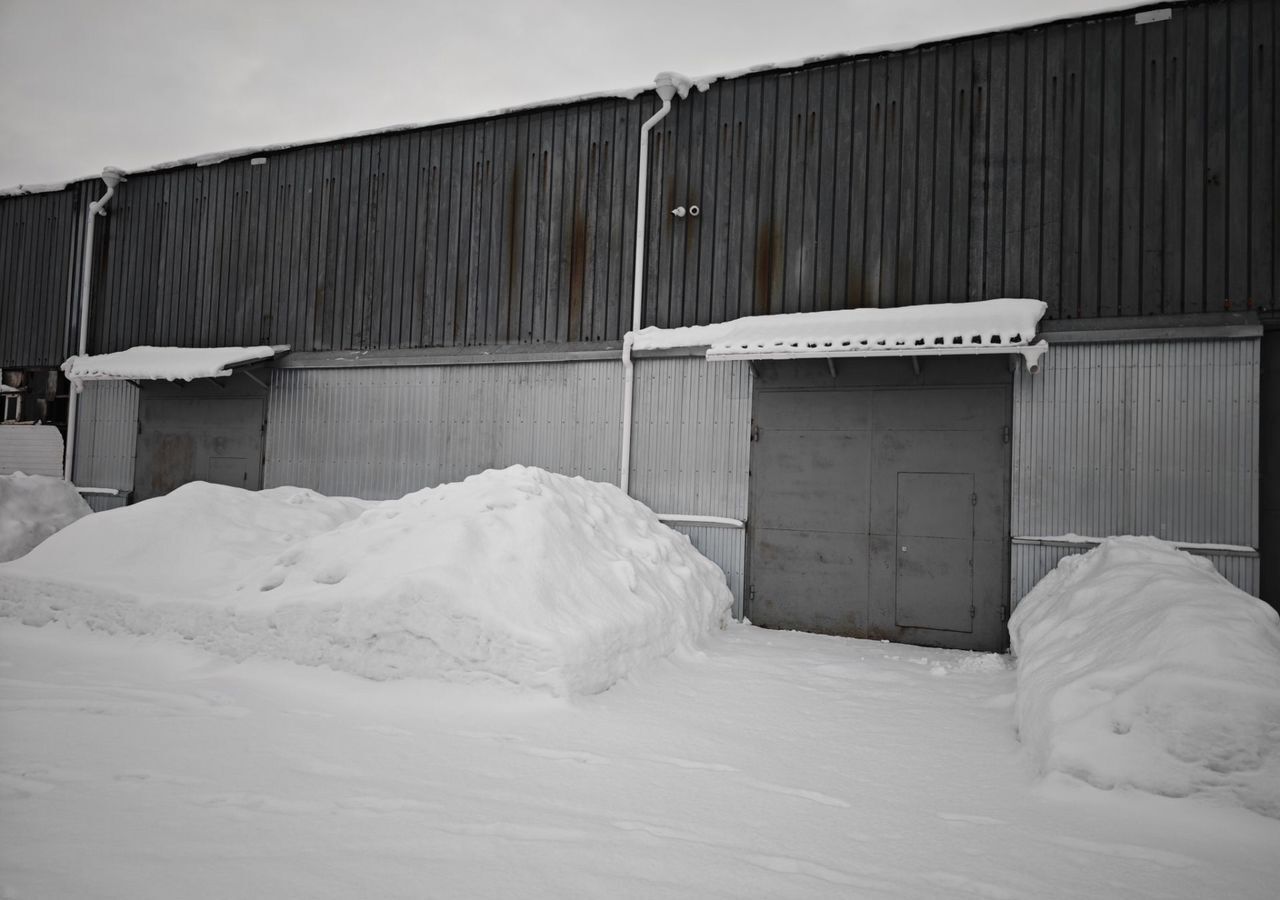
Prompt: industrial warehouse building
<box><xmin>1</xmin><ymin>0</ymin><xmax>1275</xmax><ymax>649</ymax></box>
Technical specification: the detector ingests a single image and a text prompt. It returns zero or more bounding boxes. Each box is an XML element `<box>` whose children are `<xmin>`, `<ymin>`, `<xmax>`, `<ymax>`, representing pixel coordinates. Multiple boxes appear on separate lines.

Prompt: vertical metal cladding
<box><xmin>1011</xmin><ymin>337</ymin><xmax>1260</xmax><ymax>598</ymax></box>
<box><xmin>627</xmin><ymin>356</ymin><xmax>752</xmax><ymax>520</ymax></box>
<box><xmin>670</xmin><ymin>524</ymin><xmax>746</xmax><ymax>619</ymax></box>
<box><xmin>648</xmin><ymin>0</ymin><xmax>1276</xmax><ymax>324</ymax></box>
<box><xmin>1010</xmin><ymin>544</ymin><xmax>1259</xmax><ymax>606</ymax></box>
<box><xmin>264</xmin><ymin>360</ymin><xmax>623</xmax><ymax>498</ymax></box>
<box><xmin>264</xmin><ymin>355</ymin><xmax>752</xmax><ymax>608</ymax></box>
<box><xmin>71</xmin><ymin>380</ymin><xmax>139</xmax><ymax>492</ymax></box>
<box><xmin>3</xmin><ymin>0</ymin><xmax>1264</xmax><ymax>367</ymax></box>
<box><xmin>82</xmin><ymin>94</ymin><xmax>647</xmax><ymax>355</ymax></box>
<box><xmin>0</xmin><ymin>184</ymin><xmax>88</xmax><ymax>367</ymax></box>
<box><xmin>627</xmin><ymin>355</ymin><xmax>753</xmax><ymax>614</ymax></box>
<box><xmin>1010</xmin><ymin>544</ymin><xmax>1090</xmax><ymax>607</ymax></box>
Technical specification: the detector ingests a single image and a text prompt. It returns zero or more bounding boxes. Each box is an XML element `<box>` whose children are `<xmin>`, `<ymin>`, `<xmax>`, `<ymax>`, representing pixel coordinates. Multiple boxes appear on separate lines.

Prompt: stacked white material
<box><xmin>61</xmin><ymin>345</ymin><xmax>278</xmax><ymax>381</ymax></box>
<box><xmin>631</xmin><ymin>298</ymin><xmax>1046</xmax><ymax>357</ymax></box>
<box><xmin>0</xmin><ymin>473</ymin><xmax>92</xmax><ymax>563</ymax></box>
<box><xmin>0</xmin><ymin>466</ymin><xmax>732</xmax><ymax>695</ymax></box>
<box><xmin>1010</xmin><ymin>537</ymin><xmax>1280</xmax><ymax>818</ymax></box>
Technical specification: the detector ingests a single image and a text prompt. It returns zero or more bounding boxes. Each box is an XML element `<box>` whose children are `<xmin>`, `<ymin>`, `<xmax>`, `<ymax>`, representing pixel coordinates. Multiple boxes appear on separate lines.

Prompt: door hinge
<box><xmin>1001</xmin><ymin>424</ymin><xmax>1011</xmax><ymax>444</ymax></box>
<box><xmin>971</xmin><ymin>492</ymin><xmax>978</xmax><ymax>506</ymax></box>
<box><xmin>750</xmin><ymin>421</ymin><xmax>760</xmax><ymax>442</ymax></box>
<box><xmin>970</xmin><ymin>604</ymin><xmax>977</xmax><ymax>619</ymax></box>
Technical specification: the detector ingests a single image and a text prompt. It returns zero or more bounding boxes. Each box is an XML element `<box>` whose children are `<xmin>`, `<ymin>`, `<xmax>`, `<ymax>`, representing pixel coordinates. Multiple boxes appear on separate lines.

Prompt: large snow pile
<box><xmin>1010</xmin><ymin>537</ymin><xmax>1280</xmax><ymax>818</ymax></box>
<box><xmin>0</xmin><ymin>473</ymin><xmax>92</xmax><ymax>563</ymax></box>
<box><xmin>0</xmin><ymin>466</ymin><xmax>731</xmax><ymax>694</ymax></box>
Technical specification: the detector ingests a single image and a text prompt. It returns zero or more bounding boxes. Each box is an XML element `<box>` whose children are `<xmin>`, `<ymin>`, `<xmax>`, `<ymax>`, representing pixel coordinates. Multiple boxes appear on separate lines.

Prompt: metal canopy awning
<box><xmin>632</xmin><ymin>299</ymin><xmax>1050</xmax><ymax>372</ymax></box>
<box><xmin>707</xmin><ymin>339</ymin><xmax>1048</xmax><ymax>371</ymax></box>
<box><xmin>61</xmin><ymin>345</ymin><xmax>290</xmax><ymax>384</ymax></box>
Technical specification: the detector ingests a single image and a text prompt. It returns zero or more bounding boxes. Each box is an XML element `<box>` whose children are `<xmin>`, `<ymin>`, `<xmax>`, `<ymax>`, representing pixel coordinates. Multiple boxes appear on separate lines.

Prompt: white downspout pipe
<box><xmin>620</xmin><ymin>73</ymin><xmax>679</xmax><ymax>493</ymax></box>
<box><xmin>64</xmin><ymin>167</ymin><xmax>126</xmax><ymax>482</ymax></box>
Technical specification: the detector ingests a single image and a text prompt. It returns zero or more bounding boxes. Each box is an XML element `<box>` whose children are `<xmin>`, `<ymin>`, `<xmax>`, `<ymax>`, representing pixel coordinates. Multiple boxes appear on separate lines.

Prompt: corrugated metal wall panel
<box><xmin>71</xmin><ymin>381</ymin><xmax>138</xmax><ymax>492</ymax></box>
<box><xmin>0</xmin><ymin>184</ymin><xmax>88</xmax><ymax>367</ymax></box>
<box><xmin>628</xmin><ymin>356</ymin><xmax>752</xmax><ymax>613</ymax></box>
<box><xmin>1009</xmin><ymin>543</ymin><xmax>1090</xmax><ymax>607</ymax></box>
<box><xmin>1210</xmin><ymin>553</ymin><xmax>1262</xmax><ymax>596</ymax></box>
<box><xmin>1011</xmin><ymin>543</ymin><xmax>1260</xmax><ymax>604</ymax></box>
<box><xmin>82</xmin><ymin>95</ymin><xmax>647</xmax><ymax>355</ymax></box>
<box><xmin>1012</xmin><ymin>338</ymin><xmax>1259</xmax><ymax>547</ymax></box>
<box><xmin>2</xmin><ymin>0</ymin><xmax>1266</xmax><ymax>370</ymax></box>
<box><xmin>0</xmin><ymin>425</ymin><xmax>64</xmax><ymax>477</ymax></box>
<box><xmin>264</xmin><ymin>360</ymin><xmax>623</xmax><ymax>498</ymax></box>
<box><xmin>652</xmin><ymin>0</ymin><xmax>1276</xmax><ymax>324</ymax></box>
<box><xmin>264</xmin><ymin>357</ymin><xmax>751</xmax><ymax>608</ymax></box>
<box><xmin>668</xmin><ymin>524</ymin><xmax>746</xmax><ymax>618</ymax></box>
<box><xmin>84</xmin><ymin>495</ymin><xmax>129</xmax><ymax>513</ymax></box>
<box><xmin>628</xmin><ymin>357</ymin><xmax>752</xmax><ymax>520</ymax></box>
<box><xmin>1011</xmin><ymin>337</ymin><xmax>1260</xmax><ymax>602</ymax></box>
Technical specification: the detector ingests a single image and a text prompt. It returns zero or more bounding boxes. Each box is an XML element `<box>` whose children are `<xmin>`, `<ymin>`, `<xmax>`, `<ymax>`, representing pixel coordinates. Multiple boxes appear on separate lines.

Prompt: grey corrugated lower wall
<box><xmin>1011</xmin><ymin>338</ymin><xmax>1260</xmax><ymax>601</ymax></box>
<box><xmin>72</xmin><ymin>380</ymin><xmax>138</xmax><ymax>510</ymax></box>
<box><xmin>265</xmin><ymin>361</ymin><xmax>623</xmax><ymax>497</ymax></box>
<box><xmin>1010</xmin><ymin>543</ymin><xmax>1259</xmax><ymax>605</ymax></box>
<box><xmin>263</xmin><ymin>356</ymin><xmax>751</xmax><ymax>608</ymax></box>
<box><xmin>628</xmin><ymin>357</ymin><xmax>752</xmax><ymax>614</ymax></box>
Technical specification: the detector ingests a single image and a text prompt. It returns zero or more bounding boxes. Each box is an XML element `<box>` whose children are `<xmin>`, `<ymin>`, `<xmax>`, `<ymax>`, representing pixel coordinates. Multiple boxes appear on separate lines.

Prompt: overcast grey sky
<box><xmin>0</xmin><ymin>0</ymin><xmax>1135</xmax><ymax>189</ymax></box>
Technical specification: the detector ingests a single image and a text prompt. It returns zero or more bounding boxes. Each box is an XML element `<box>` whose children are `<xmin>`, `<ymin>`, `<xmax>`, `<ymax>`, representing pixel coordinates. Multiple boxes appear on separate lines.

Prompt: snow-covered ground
<box><xmin>3</xmin><ymin>621</ymin><xmax>1278</xmax><ymax>899</ymax></box>
<box><xmin>2</xmin><ymin>474</ymin><xmax>1278</xmax><ymax>898</ymax></box>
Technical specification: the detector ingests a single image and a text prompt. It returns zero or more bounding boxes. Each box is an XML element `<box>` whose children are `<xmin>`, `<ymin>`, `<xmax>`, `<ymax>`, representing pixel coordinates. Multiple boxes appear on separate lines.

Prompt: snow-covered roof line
<box><xmin>1</xmin><ymin>1</ymin><xmax>1162</xmax><ymax>194</ymax></box>
<box><xmin>61</xmin><ymin>346</ymin><xmax>287</xmax><ymax>382</ymax></box>
<box><xmin>632</xmin><ymin>299</ymin><xmax>1049</xmax><ymax>371</ymax></box>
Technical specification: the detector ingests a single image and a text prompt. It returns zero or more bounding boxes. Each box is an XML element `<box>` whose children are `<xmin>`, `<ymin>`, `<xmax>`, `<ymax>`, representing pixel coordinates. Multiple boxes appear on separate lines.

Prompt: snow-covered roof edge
<box><xmin>1</xmin><ymin>1</ymin><xmax>1168</xmax><ymax>195</ymax></box>
<box><xmin>62</xmin><ymin>346</ymin><xmax>287</xmax><ymax>382</ymax></box>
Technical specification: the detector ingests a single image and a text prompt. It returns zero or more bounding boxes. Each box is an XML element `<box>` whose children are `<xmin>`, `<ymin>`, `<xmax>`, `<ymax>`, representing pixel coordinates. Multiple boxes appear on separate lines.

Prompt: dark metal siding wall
<box><xmin>88</xmin><ymin>97</ymin><xmax>649</xmax><ymax>354</ymax></box>
<box><xmin>0</xmin><ymin>184</ymin><xmax>89</xmax><ymax>367</ymax></box>
<box><xmin>647</xmin><ymin>0</ymin><xmax>1276</xmax><ymax>326</ymax></box>
<box><xmin>1</xmin><ymin>0</ymin><xmax>1274</xmax><ymax>362</ymax></box>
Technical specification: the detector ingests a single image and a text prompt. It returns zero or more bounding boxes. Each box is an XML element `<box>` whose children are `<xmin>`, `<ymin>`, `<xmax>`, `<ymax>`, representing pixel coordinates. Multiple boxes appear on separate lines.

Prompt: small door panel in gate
<box><xmin>894</xmin><ymin>472</ymin><xmax>974</xmax><ymax>633</ymax></box>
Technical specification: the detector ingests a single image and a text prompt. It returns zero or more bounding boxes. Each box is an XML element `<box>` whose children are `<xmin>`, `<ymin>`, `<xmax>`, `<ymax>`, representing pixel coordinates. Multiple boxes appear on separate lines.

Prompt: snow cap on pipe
<box><xmin>101</xmin><ymin>166</ymin><xmax>127</xmax><ymax>189</ymax></box>
<box><xmin>652</xmin><ymin>71</ymin><xmax>698</xmax><ymax>102</ymax></box>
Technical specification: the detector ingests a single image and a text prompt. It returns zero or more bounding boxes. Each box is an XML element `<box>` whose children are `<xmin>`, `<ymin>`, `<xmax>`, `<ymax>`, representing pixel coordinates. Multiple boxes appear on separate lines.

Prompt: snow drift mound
<box><xmin>0</xmin><ymin>467</ymin><xmax>732</xmax><ymax>694</ymax></box>
<box><xmin>1010</xmin><ymin>537</ymin><xmax>1280</xmax><ymax>818</ymax></box>
<box><xmin>0</xmin><ymin>473</ymin><xmax>92</xmax><ymax>562</ymax></box>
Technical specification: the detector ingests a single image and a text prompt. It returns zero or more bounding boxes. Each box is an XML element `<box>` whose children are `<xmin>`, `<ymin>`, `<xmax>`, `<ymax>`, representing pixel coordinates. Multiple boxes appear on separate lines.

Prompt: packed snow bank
<box><xmin>0</xmin><ymin>467</ymin><xmax>731</xmax><ymax>694</ymax></box>
<box><xmin>0</xmin><ymin>473</ymin><xmax>92</xmax><ymax>563</ymax></box>
<box><xmin>1010</xmin><ymin>537</ymin><xmax>1280</xmax><ymax>818</ymax></box>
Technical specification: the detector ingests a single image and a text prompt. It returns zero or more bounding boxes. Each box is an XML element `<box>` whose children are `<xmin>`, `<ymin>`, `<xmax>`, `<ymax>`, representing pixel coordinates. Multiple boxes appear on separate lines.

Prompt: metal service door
<box><xmin>133</xmin><ymin>372</ymin><xmax>268</xmax><ymax>501</ymax></box>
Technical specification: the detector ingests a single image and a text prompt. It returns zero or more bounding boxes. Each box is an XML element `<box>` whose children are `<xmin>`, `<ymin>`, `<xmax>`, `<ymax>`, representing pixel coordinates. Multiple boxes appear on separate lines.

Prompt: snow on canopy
<box><xmin>61</xmin><ymin>345</ymin><xmax>280</xmax><ymax>381</ymax></box>
<box><xmin>0</xmin><ymin>473</ymin><xmax>92</xmax><ymax>563</ymax></box>
<box><xmin>1010</xmin><ymin>537</ymin><xmax>1280</xmax><ymax>819</ymax></box>
<box><xmin>0</xmin><ymin>466</ymin><xmax>732</xmax><ymax>695</ymax></box>
<box><xmin>631</xmin><ymin>298</ymin><xmax>1047</xmax><ymax>361</ymax></box>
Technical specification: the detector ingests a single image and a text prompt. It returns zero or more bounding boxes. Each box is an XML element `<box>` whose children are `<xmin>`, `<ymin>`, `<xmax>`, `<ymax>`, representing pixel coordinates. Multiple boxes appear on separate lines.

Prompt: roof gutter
<box><xmin>64</xmin><ymin>167</ymin><xmax>126</xmax><ymax>482</ymax></box>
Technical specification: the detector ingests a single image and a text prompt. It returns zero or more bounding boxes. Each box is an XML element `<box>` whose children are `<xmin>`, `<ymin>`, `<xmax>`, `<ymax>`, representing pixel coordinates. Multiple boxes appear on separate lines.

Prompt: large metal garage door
<box><xmin>747</xmin><ymin>358</ymin><xmax>1011</xmax><ymax>651</ymax></box>
<box><xmin>134</xmin><ymin>372</ymin><xmax>268</xmax><ymax>501</ymax></box>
